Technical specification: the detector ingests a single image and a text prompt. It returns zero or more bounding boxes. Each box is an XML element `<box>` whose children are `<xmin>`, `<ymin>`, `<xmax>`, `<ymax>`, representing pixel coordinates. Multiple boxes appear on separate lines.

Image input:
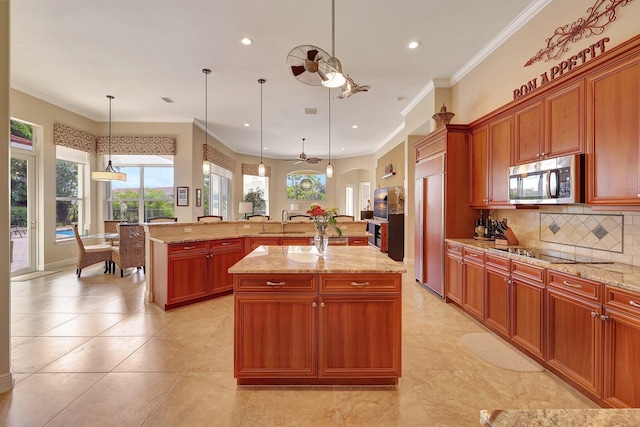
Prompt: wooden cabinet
<box><xmin>366</xmin><ymin>216</ymin><xmax>403</xmax><ymax>261</ymax></box>
<box><xmin>510</xmin><ymin>261</ymin><xmax>545</xmax><ymax>360</ymax></box>
<box><xmin>462</xmin><ymin>248</ymin><xmax>485</xmax><ymax>321</ymax></box>
<box><xmin>603</xmin><ymin>286</ymin><xmax>640</xmax><ymax>408</ymax></box>
<box><xmin>348</xmin><ymin>236</ymin><xmax>368</xmax><ymax>246</ymax></box>
<box><xmin>445</xmin><ymin>243</ymin><xmax>463</xmax><ymax>305</ymax></box>
<box><xmin>586</xmin><ymin>55</ymin><xmax>640</xmax><ymax>206</ymax></box>
<box><xmin>234</xmin><ymin>272</ymin><xmax>401</xmax><ymax>385</ymax></box>
<box><xmin>248</xmin><ymin>236</ymin><xmax>281</xmax><ymax>252</ymax></box>
<box><xmin>484</xmin><ymin>254</ymin><xmax>511</xmax><ymax>339</ymax></box>
<box><xmin>167</xmin><ymin>242</ymin><xmax>209</xmax><ymax>305</ymax></box>
<box><xmin>514</xmin><ymin>99</ymin><xmax>544</xmax><ymax>164</ymax></box>
<box><xmin>546</xmin><ymin>271</ymin><xmax>603</xmax><ymax>399</ymax></box>
<box><xmin>281</xmin><ymin>236</ymin><xmax>311</xmax><ymax>246</ymax></box>
<box><xmin>469</xmin><ymin>115</ymin><xmax>512</xmax><ymax>208</ymax></box>
<box><xmin>209</xmin><ymin>238</ymin><xmax>244</xmax><ymax>295</ymax></box>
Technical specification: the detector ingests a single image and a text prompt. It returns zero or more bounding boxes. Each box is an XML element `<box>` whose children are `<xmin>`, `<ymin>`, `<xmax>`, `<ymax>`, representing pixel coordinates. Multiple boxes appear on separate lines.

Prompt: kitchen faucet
<box><xmin>281</xmin><ymin>209</ymin><xmax>288</xmax><ymax>232</ymax></box>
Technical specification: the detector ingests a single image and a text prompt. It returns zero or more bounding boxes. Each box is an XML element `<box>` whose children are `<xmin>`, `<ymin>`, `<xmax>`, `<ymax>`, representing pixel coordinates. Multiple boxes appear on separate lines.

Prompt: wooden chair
<box><xmin>104</xmin><ymin>220</ymin><xmax>127</xmax><ymax>245</ymax></box>
<box><xmin>197</xmin><ymin>215</ymin><xmax>223</xmax><ymax>222</ymax></box>
<box><xmin>111</xmin><ymin>223</ymin><xmax>145</xmax><ymax>277</ymax></box>
<box><xmin>247</xmin><ymin>214</ymin><xmax>270</xmax><ymax>221</ymax></box>
<box><xmin>148</xmin><ymin>217</ymin><xmax>178</xmax><ymax>223</ymax></box>
<box><xmin>288</xmin><ymin>214</ymin><xmax>312</xmax><ymax>221</ymax></box>
<box><xmin>334</xmin><ymin>215</ymin><xmax>355</xmax><ymax>222</ymax></box>
<box><xmin>72</xmin><ymin>224</ymin><xmax>113</xmax><ymax>277</ymax></box>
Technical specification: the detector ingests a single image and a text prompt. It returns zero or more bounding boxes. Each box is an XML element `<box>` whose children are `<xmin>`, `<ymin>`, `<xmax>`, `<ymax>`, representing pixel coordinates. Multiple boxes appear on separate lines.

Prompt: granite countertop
<box><xmin>480</xmin><ymin>408</ymin><xmax>640</xmax><ymax>426</ymax></box>
<box><xmin>149</xmin><ymin>231</ymin><xmax>368</xmax><ymax>245</ymax></box>
<box><xmin>446</xmin><ymin>238</ymin><xmax>640</xmax><ymax>294</ymax></box>
<box><xmin>228</xmin><ymin>245</ymin><xmax>406</xmax><ymax>274</ymax></box>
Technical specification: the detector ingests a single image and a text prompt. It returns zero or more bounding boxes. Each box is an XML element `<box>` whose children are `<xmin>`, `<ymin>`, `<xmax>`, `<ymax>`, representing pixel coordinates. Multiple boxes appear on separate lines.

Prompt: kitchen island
<box><xmin>229</xmin><ymin>245</ymin><xmax>406</xmax><ymax>386</ymax></box>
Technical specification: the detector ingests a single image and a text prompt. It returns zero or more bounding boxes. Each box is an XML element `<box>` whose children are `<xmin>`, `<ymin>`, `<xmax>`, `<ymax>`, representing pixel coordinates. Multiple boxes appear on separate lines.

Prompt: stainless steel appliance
<box><xmin>491</xmin><ymin>246</ymin><xmax>612</xmax><ymax>264</ymax></box>
<box><xmin>508</xmin><ymin>154</ymin><xmax>583</xmax><ymax>204</ymax></box>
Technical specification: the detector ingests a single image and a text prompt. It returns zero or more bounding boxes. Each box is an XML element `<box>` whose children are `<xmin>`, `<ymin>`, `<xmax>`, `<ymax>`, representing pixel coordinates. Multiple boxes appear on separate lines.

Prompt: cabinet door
<box><xmin>249</xmin><ymin>237</ymin><xmax>281</xmax><ymax>251</ymax></box>
<box><xmin>469</xmin><ymin>125</ymin><xmax>489</xmax><ymax>207</ymax></box>
<box><xmin>234</xmin><ymin>294</ymin><xmax>317</xmax><ymax>378</ymax></box>
<box><xmin>210</xmin><ymin>247</ymin><xmax>244</xmax><ymax>294</ymax></box>
<box><xmin>462</xmin><ymin>259</ymin><xmax>484</xmax><ymax>321</ymax></box>
<box><xmin>445</xmin><ymin>252</ymin><xmax>463</xmax><ymax>305</ymax></box>
<box><xmin>414</xmin><ymin>178</ymin><xmax>425</xmax><ymax>283</ymax></box>
<box><xmin>586</xmin><ymin>56</ymin><xmax>640</xmax><ymax>205</ymax></box>
<box><xmin>545</xmin><ymin>81</ymin><xmax>585</xmax><ymax>158</ymax></box>
<box><xmin>380</xmin><ymin>223</ymin><xmax>389</xmax><ymax>253</ymax></box>
<box><xmin>547</xmin><ymin>288</ymin><xmax>602</xmax><ymax>398</ymax></box>
<box><xmin>488</xmin><ymin>115</ymin><xmax>512</xmax><ymax>206</ymax></box>
<box><xmin>282</xmin><ymin>237</ymin><xmax>312</xmax><ymax>246</ymax></box>
<box><xmin>318</xmin><ymin>295</ymin><xmax>401</xmax><ymax>378</ymax></box>
<box><xmin>514</xmin><ymin>100</ymin><xmax>544</xmax><ymax>164</ymax></box>
<box><xmin>348</xmin><ymin>236</ymin><xmax>368</xmax><ymax>246</ymax></box>
<box><xmin>167</xmin><ymin>252</ymin><xmax>209</xmax><ymax>304</ymax></box>
<box><xmin>485</xmin><ymin>267</ymin><xmax>510</xmax><ymax>339</ymax></box>
<box><xmin>425</xmin><ymin>173</ymin><xmax>445</xmax><ymax>296</ymax></box>
<box><xmin>510</xmin><ymin>276</ymin><xmax>545</xmax><ymax>360</ymax></box>
<box><xmin>603</xmin><ymin>307</ymin><xmax>640</xmax><ymax>408</ymax></box>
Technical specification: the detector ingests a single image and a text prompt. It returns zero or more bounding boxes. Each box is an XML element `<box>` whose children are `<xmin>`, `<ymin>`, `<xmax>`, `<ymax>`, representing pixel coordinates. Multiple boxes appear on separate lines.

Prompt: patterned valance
<box><xmin>98</xmin><ymin>136</ymin><xmax>176</xmax><ymax>155</ymax></box>
<box><xmin>53</xmin><ymin>122</ymin><xmax>97</xmax><ymax>153</ymax></box>
<box><xmin>204</xmin><ymin>144</ymin><xmax>237</xmax><ymax>173</ymax></box>
<box><xmin>242</xmin><ymin>162</ymin><xmax>271</xmax><ymax>177</ymax></box>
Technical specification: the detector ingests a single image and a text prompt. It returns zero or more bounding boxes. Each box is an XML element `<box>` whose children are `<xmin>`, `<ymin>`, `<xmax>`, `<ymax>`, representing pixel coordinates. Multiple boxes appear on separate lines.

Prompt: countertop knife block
<box><xmin>495</xmin><ymin>227</ymin><xmax>519</xmax><ymax>246</ymax></box>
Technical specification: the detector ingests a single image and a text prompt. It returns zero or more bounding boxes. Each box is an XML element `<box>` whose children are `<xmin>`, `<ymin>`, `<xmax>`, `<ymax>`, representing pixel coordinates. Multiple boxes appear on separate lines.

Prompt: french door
<box><xmin>11</xmin><ymin>152</ymin><xmax>37</xmax><ymax>275</ymax></box>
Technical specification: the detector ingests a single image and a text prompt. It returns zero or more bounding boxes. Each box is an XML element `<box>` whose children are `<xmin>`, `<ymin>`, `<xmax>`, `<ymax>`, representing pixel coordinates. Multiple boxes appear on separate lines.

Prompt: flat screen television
<box><xmin>373</xmin><ymin>187</ymin><xmax>388</xmax><ymax>220</ymax></box>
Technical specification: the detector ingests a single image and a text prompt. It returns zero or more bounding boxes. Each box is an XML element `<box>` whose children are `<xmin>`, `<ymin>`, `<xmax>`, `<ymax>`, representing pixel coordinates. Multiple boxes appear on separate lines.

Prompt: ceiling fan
<box><xmin>292</xmin><ymin>138</ymin><xmax>322</xmax><ymax>164</ymax></box>
<box><xmin>335</xmin><ymin>74</ymin><xmax>371</xmax><ymax>99</ymax></box>
<box><xmin>286</xmin><ymin>45</ymin><xmax>332</xmax><ymax>86</ymax></box>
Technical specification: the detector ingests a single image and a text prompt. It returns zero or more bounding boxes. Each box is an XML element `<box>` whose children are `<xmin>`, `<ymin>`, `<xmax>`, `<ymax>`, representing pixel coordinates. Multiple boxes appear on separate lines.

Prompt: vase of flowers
<box><xmin>307</xmin><ymin>203</ymin><xmax>342</xmax><ymax>257</ymax></box>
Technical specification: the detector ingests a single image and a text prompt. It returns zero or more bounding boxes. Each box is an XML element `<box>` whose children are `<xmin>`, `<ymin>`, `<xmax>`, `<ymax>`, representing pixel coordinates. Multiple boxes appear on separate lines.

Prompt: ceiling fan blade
<box><xmin>291</xmin><ymin>65</ymin><xmax>306</xmax><ymax>76</ymax></box>
<box><xmin>307</xmin><ymin>49</ymin><xmax>318</xmax><ymax>61</ymax></box>
<box><xmin>307</xmin><ymin>157</ymin><xmax>322</xmax><ymax>164</ymax></box>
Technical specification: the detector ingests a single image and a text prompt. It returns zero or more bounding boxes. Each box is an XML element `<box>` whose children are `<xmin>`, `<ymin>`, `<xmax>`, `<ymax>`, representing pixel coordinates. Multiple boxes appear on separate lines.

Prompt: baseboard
<box><xmin>43</xmin><ymin>258</ymin><xmax>75</xmax><ymax>271</ymax></box>
<box><xmin>0</xmin><ymin>372</ymin><xmax>15</xmax><ymax>393</ymax></box>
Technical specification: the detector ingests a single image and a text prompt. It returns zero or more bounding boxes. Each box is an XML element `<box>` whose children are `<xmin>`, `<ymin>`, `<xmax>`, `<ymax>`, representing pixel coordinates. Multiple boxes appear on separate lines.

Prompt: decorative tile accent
<box><xmin>53</xmin><ymin>122</ymin><xmax>96</xmax><ymax>153</ymax></box>
<box><xmin>540</xmin><ymin>213</ymin><xmax>623</xmax><ymax>253</ymax></box>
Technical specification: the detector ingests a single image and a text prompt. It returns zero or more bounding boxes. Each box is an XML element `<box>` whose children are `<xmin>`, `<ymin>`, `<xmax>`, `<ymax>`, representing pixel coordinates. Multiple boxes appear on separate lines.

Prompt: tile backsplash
<box><xmin>493</xmin><ymin>205</ymin><xmax>640</xmax><ymax>266</ymax></box>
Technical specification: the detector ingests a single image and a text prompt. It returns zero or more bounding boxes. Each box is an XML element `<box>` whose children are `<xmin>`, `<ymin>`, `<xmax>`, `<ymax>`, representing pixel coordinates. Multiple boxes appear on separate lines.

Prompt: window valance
<box><xmin>53</xmin><ymin>123</ymin><xmax>96</xmax><ymax>153</ymax></box>
<box><xmin>204</xmin><ymin>144</ymin><xmax>237</xmax><ymax>173</ymax></box>
<box><xmin>242</xmin><ymin>162</ymin><xmax>271</xmax><ymax>177</ymax></box>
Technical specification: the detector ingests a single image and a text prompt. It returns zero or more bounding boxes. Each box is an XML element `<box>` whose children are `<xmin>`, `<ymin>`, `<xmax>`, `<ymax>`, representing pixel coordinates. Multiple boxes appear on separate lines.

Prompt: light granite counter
<box><xmin>229</xmin><ymin>245</ymin><xmax>406</xmax><ymax>274</ymax></box>
<box><xmin>446</xmin><ymin>238</ymin><xmax>640</xmax><ymax>294</ymax></box>
<box><xmin>480</xmin><ymin>408</ymin><xmax>640</xmax><ymax>426</ymax></box>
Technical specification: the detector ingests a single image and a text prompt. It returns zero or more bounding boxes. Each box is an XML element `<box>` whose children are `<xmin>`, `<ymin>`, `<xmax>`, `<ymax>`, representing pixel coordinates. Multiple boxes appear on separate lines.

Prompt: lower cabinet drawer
<box><xmin>320</xmin><ymin>273</ymin><xmax>401</xmax><ymax>293</ymax></box>
<box><xmin>168</xmin><ymin>241</ymin><xmax>208</xmax><ymax>255</ymax></box>
<box><xmin>348</xmin><ymin>237</ymin><xmax>369</xmax><ymax>246</ymax></box>
<box><xmin>234</xmin><ymin>273</ymin><xmax>317</xmax><ymax>292</ymax></box>
<box><xmin>512</xmin><ymin>260</ymin><xmax>545</xmax><ymax>282</ymax></box>
<box><xmin>604</xmin><ymin>285</ymin><xmax>640</xmax><ymax>316</ymax></box>
<box><xmin>548</xmin><ymin>270</ymin><xmax>602</xmax><ymax>303</ymax></box>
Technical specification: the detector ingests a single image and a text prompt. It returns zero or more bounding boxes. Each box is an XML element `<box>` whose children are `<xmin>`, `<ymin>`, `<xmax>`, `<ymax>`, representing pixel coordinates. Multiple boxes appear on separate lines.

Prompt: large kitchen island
<box><xmin>229</xmin><ymin>245</ymin><xmax>406</xmax><ymax>386</ymax></box>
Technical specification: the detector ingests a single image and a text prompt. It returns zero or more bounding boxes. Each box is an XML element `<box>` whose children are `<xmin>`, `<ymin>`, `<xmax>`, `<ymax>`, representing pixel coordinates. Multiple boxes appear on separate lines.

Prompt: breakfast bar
<box><xmin>229</xmin><ymin>245</ymin><xmax>406</xmax><ymax>386</ymax></box>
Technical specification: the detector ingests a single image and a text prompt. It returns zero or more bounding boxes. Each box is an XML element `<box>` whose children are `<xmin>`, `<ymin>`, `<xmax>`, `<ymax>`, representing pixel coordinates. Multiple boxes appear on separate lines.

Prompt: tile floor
<box><xmin>1</xmin><ymin>263</ymin><xmax>596</xmax><ymax>426</ymax></box>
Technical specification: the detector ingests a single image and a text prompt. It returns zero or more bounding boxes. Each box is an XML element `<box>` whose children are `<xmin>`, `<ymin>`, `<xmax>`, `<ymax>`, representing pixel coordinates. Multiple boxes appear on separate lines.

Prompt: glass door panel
<box><xmin>11</xmin><ymin>154</ymin><xmax>36</xmax><ymax>275</ymax></box>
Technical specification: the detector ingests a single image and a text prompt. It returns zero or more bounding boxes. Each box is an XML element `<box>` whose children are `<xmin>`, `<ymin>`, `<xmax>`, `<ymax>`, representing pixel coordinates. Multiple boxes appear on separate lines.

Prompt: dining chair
<box><xmin>72</xmin><ymin>224</ymin><xmax>113</xmax><ymax>277</ymax></box>
<box><xmin>247</xmin><ymin>214</ymin><xmax>270</xmax><ymax>221</ymax></box>
<box><xmin>197</xmin><ymin>215</ymin><xmax>223</xmax><ymax>222</ymax></box>
<box><xmin>334</xmin><ymin>215</ymin><xmax>355</xmax><ymax>222</ymax></box>
<box><xmin>288</xmin><ymin>214</ymin><xmax>312</xmax><ymax>221</ymax></box>
<box><xmin>104</xmin><ymin>220</ymin><xmax>127</xmax><ymax>245</ymax></box>
<box><xmin>111</xmin><ymin>223</ymin><xmax>146</xmax><ymax>277</ymax></box>
<box><xmin>147</xmin><ymin>217</ymin><xmax>178</xmax><ymax>223</ymax></box>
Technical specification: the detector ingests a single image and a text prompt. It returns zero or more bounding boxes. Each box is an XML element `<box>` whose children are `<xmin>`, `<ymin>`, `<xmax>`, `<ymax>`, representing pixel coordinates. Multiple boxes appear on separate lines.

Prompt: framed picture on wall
<box><xmin>196</xmin><ymin>188</ymin><xmax>202</xmax><ymax>207</ymax></box>
<box><xmin>177</xmin><ymin>186</ymin><xmax>189</xmax><ymax>206</ymax></box>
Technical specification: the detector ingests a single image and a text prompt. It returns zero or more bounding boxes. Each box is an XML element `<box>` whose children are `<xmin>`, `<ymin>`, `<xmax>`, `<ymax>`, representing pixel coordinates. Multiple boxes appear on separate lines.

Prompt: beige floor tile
<box><xmin>11</xmin><ymin>336</ymin><xmax>91</xmax><ymax>373</ymax></box>
<box><xmin>0</xmin><ymin>373</ymin><xmax>104</xmax><ymax>427</ymax></box>
<box><xmin>40</xmin><ymin>336</ymin><xmax>149</xmax><ymax>372</ymax></box>
<box><xmin>88</xmin><ymin>294</ymin><xmax>149</xmax><ymax>313</ymax></box>
<box><xmin>39</xmin><ymin>313</ymin><xmax>129</xmax><ymax>336</ymax></box>
<box><xmin>46</xmin><ymin>295</ymin><xmax>121</xmax><ymax>313</ymax></box>
<box><xmin>11</xmin><ymin>312</ymin><xmax>80</xmax><ymax>336</ymax></box>
<box><xmin>10</xmin><ymin>336</ymin><xmax>31</xmax><ymax>347</ymax></box>
<box><xmin>46</xmin><ymin>372</ymin><xmax>181</xmax><ymax>427</ymax></box>
<box><xmin>144</xmin><ymin>372</ymin><xmax>249</xmax><ymax>427</ymax></box>
<box><xmin>188</xmin><ymin>331</ymin><xmax>235</xmax><ymax>372</ymax></box>
<box><xmin>99</xmin><ymin>312</ymin><xmax>175</xmax><ymax>337</ymax></box>
<box><xmin>10</xmin><ymin>296</ymin><xmax>76</xmax><ymax>314</ymax></box>
<box><xmin>114</xmin><ymin>335</ymin><xmax>206</xmax><ymax>372</ymax></box>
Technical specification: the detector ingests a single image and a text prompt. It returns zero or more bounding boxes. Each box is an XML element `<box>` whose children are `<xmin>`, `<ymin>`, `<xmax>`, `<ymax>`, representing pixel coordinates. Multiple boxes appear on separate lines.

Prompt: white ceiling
<box><xmin>10</xmin><ymin>0</ymin><xmax>544</xmax><ymax>160</ymax></box>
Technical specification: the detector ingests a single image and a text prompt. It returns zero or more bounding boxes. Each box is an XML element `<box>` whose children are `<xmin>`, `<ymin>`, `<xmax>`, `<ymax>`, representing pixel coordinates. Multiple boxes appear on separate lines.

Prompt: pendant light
<box><xmin>258</xmin><ymin>78</ymin><xmax>266</xmax><ymax>177</ymax></box>
<box><xmin>92</xmin><ymin>95</ymin><xmax>126</xmax><ymax>181</ymax></box>
<box><xmin>326</xmin><ymin>88</ymin><xmax>334</xmax><ymax>178</ymax></box>
<box><xmin>322</xmin><ymin>0</ymin><xmax>346</xmax><ymax>88</ymax></box>
<box><xmin>202</xmin><ymin>68</ymin><xmax>212</xmax><ymax>175</ymax></box>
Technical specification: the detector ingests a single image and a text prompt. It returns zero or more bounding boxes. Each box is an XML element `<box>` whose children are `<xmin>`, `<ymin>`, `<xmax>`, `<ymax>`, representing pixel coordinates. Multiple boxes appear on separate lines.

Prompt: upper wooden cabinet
<box><xmin>586</xmin><ymin>55</ymin><xmax>640</xmax><ymax>206</ymax></box>
<box><xmin>469</xmin><ymin>115</ymin><xmax>512</xmax><ymax>208</ymax></box>
<box><xmin>514</xmin><ymin>99</ymin><xmax>544</xmax><ymax>164</ymax></box>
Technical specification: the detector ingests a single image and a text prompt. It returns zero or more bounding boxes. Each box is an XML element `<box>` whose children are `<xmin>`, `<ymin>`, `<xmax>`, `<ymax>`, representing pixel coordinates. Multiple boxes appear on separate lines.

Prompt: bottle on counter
<box><xmin>486</xmin><ymin>211</ymin><xmax>493</xmax><ymax>238</ymax></box>
<box><xmin>476</xmin><ymin>210</ymin><xmax>485</xmax><ymax>238</ymax></box>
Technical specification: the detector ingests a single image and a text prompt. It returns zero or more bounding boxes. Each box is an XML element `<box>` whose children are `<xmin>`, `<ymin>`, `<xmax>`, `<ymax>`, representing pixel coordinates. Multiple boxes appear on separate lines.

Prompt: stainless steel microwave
<box><xmin>508</xmin><ymin>154</ymin><xmax>584</xmax><ymax>204</ymax></box>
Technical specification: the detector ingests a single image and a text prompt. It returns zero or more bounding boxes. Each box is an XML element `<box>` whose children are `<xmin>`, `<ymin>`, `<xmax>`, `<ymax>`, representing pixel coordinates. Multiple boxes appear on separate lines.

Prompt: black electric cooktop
<box><xmin>491</xmin><ymin>247</ymin><xmax>612</xmax><ymax>264</ymax></box>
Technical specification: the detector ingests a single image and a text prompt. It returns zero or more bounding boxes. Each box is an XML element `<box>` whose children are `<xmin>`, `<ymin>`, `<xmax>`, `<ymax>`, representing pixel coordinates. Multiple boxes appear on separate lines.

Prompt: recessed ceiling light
<box><xmin>243</xmin><ymin>123</ymin><xmax>250</xmax><ymax>127</ymax></box>
<box><xmin>408</xmin><ymin>40</ymin><xmax>421</xmax><ymax>49</ymax></box>
<box><xmin>241</xmin><ymin>37</ymin><xmax>252</xmax><ymax>46</ymax></box>
<box><xmin>264</xmin><ymin>147</ymin><xmax>268</xmax><ymax>150</ymax></box>
<box><xmin>352</xmin><ymin>125</ymin><xmax>358</xmax><ymax>129</ymax></box>
<box><xmin>341</xmin><ymin>148</ymin><xmax>345</xmax><ymax>151</ymax></box>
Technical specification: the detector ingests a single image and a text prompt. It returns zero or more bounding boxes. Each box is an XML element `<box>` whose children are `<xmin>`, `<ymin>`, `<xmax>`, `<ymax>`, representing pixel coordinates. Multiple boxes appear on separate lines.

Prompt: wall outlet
<box><xmin>243</xmin><ymin>224</ymin><xmax>250</xmax><ymax>229</ymax></box>
<box><xmin>184</xmin><ymin>227</ymin><xmax>192</xmax><ymax>233</ymax></box>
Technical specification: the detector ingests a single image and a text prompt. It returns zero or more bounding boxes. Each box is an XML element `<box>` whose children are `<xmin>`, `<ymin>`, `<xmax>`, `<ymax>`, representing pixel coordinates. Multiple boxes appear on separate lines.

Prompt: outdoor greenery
<box><xmin>11</xmin><ymin>159</ymin><xmax>28</xmax><ymax>227</ymax></box>
<box><xmin>286</xmin><ymin>173</ymin><xmax>326</xmax><ymax>201</ymax></box>
<box><xmin>10</xmin><ymin>120</ymin><xmax>32</xmax><ymax>140</ymax></box>
<box><xmin>244</xmin><ymin>188</ymin><xmax>266</xmax><ymax>214</ymax></box>
<box><xmin>112</xmin><ymin>188</ymin><xmax>174</xmax><ymax>222</ymax></box>
<box><xmin>55</xmin><ymin>160</ymin><xmax>80</xmax><ymax>226</ymax></box>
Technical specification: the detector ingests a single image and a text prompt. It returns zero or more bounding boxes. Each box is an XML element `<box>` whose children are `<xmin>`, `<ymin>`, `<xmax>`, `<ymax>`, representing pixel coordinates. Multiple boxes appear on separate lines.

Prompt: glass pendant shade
<box><xmin>258</xmin><ymin>162</ymin><xmax>266</xmax><ymax>177</ymax></box>
<box><xmin>92</xmin><ymin>95</ymin><xmax>126</xmax><ymax>182</ymax></box>
<box><xmin>326</xmin><ymin>162</ymin><xmax>334</xmax><ymax>178</ymax></box>
<box><xmin>202</xmin><ymin>160</ymin><xmax>211</xmax><ymax>175</ymax></box>
<box><xmin>321</xmin><ymin>57</ymin><xmax>346</xmax><ymax>88</ymax></box>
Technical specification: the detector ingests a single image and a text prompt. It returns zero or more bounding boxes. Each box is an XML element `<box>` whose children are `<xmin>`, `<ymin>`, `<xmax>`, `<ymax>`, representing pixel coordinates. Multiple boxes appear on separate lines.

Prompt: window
<box><xmin>205</xmin><ymin>164</ymin><xmax>233</xmax><ymax>220</ymax></box>
<box><xmin>107</xmin><ymin>155</ymin><xmax>174</xmax><ymax>222</ymax></box>
<box><xmin>286</xmin><ymin>171</ymin><xmax>326</xmax><ymax>201</ymax></box>
<box><xmin>10</xmin><ymin>119</ymin><xmax>35</xmax><ymax>151</ymax></box>
<box><xmin>243</xmin><ymin>175</ymin><xmax>269</xmax><ymax>216</ymax></box>
<box><xmin>56</xmin><ymin>146</ymin><xmax>87</xmax><ymax>239</ymax></box>
<box><xmin>345</xmin><ymin>185</ymin><xmax>355</xmax><ymax>216</ymax></box>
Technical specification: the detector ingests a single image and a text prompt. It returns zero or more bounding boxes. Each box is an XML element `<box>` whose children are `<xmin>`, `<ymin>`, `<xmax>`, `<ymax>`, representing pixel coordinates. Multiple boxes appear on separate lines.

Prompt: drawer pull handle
<box><xmin>468</xmin><ymin>253</ymin><xmax>478</xmax><ymax>257</ymax></box>
<box><xmin>266</xmin><ymin>281</ymin><xmax>286</xmax><ymax>287</ymax></box>
<box><xmin>630</xmin><ymin>301</ymin><xmax>640</xmax><ymax>308</ymax></box>
<box><xmin>562</xmin><ymin>280</ymin><xmax>582</xmax><ymax>289</ymax></box>
<box><xmin>183</xmin><ymin>246</ymin><xmax>196</xmax><ymax>250</ymax></box>
<box><xmin>221</xmin><ymin>242</ymin><xmax>232</xmax><ymax>246</ymax></box>
<box><xmin>350</xmin><ymin>281</ymin><xmax>370</xmax><ymax>287</ymax></box>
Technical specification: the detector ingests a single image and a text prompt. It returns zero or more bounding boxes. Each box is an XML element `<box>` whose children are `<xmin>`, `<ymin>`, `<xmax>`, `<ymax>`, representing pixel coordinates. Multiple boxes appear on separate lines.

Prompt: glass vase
<box><xmin>314</xmin><ymin>229</ymin><xmax>329</xmax><ymax>257</ymax></box>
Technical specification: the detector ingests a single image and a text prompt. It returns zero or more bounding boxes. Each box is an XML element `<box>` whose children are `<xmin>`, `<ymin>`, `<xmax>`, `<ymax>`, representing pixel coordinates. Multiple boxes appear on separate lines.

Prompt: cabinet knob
<box><xmin>536</xmin><ymin>153</ymin><xmax>541</xmax><ymax>157</ymax></box>
<box><xmin>541</xmin><ymin>152</ymin><xmax>546</xmax><ymax>157</ymax></box>
<box><xmin>590</xmin><ymin>311</ymin><xmax>598</xmax><ymax>318</ymax></box>
<box><xmin>312</xmin><ymin>302</ymin><xmax>317</xmax><ymax>308</ymax></box>
<box><xmin>320</xmin><ymin>302</ymin><xmax>326</xmax><ymax>308</ymax></box>
<box><xmin>637</xmin><ymin>194</ymin><xmax>640</xmax><ymax>198</ymax></box>
<box><xmin>600</xmin><ymin>314</ymin><xmax>610</xmax><ymax>321</ymax></box>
